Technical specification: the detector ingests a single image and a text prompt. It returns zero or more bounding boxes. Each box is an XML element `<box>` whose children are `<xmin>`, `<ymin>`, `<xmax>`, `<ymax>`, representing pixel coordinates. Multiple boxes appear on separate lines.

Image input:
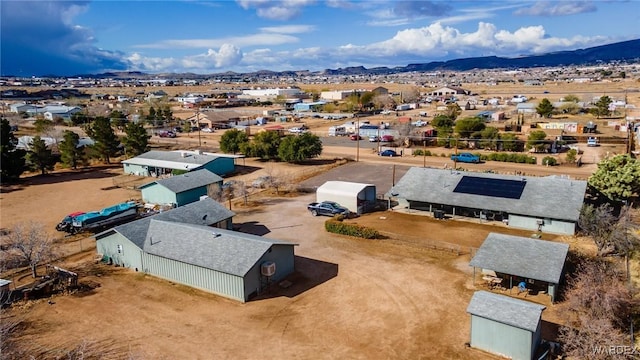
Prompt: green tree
<box><xmin>59</xmin><ymin>130</ymin><xmax>86</xmax><ymax>170</ymax></box>
<box><xmin>565</xmin><ymin>149</ymin><xmax>578</xmax><ymax>164</ymax></box>
<box><xmin>0</xmin><ymin>118</ymin><xmax>26</xmax><ymax>181</ymax></box>
<box><xmin>34</xmin><ymin>118</ymin><xmax>54</xmax><ymax>134</ymax></box>
<box><xmin>500</xmin><ymin>133</ymin><xmax>521</xmax><ymax>152</ymax></box>
<box><xmin>536</xmin><ymin>98</ymin><xmax>554</xmax><ymax>118</ymax></box>
<box><xmin>431</xmin><ymin>115</ymin><xmax>455</xmax><ymax>129</ymax></box>
<box><xmin>243</xmin><ymin>131</ymin><xmax>281</xmax><ymax>160</ymax></box>
<box><xmin>27</xmin><ymin>136</ymin><xmax>56</xmax><ymax>175</ymax></box>
<box><xmin>70</xmin><ymin>112</ymin><xmax>90</xmax><ymax>126</ymax></box>
<box><xmin>278</xmin><ymin>133</ymin><xmax>323</xmax><ymax>163</ymax></box>
<box><xmin>85</xmin><ymin>116</ymin><xmax>120</xmax><ymax>163</ymax></box>
<box><xmin>587</xmin><ymin>155</ymin><xmax>640</xmax><ymax>202</ymax></box>
<box><xmin>443</xmin><ymin>103</ymin><xmax>462</xmax><ymax>120</ymax></box>
<box><xmin>454</xmin><ymin>117</ymin><xmax>485</xmax><ymax>139</ymax></box>
<box><xmin>162</xmin><ymin>106</ymin><xmax>173</xmax><ymax>121</ymax></box>
<box><xmin>593</xmin><ymin>95</ymin><xmax>612</xmax><ymax>118</ymax></box>
<box><xmin>110</xmin><ymin>110</ymin><xmax>128</xmax><ymax>130</ymax></box>
<box><xmin>563</xmin><ymin>94</ymin><xmax>580</xmax><ymax>103</ymax></box>
<box><xmin>122</xmin><ymin>121</ymin><xmax>150</xmax><ymax>157</ymax></box>
<box><xmin>478</xmin><ymin>127</ymin><xmax>500</xmax><ymax>150</ymax></box>
<box><xmin>526</xmin><ymin>130</ymin><xmax>548</xmax><ymax>153</ymax></box>
<box><xmin>219</xmin><ymin>128</ymin><xmax>249</xmax><ymax>154</ymax></box>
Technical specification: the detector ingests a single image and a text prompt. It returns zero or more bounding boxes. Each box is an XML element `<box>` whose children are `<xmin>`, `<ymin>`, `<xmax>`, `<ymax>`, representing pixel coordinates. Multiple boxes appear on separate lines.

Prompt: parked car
<box><xmin>157</xmin><ymin>131</ymin><xmax>176</xmax><ymax>138</ymax></box>
<box><xmin>288</xmin><ymin>127</ymin><xmax>308</xmax><ymax>134</ymax></box>
<box><xmin>307</xmin><ymin>201</ymin><xmax>349</xmax><ymax>217</ymax></box>
<box><xmin>450</xmin><ymin>152</ymin><xmax>480</xmax><ymax>163</ymax></box>
<box><xmin>350</xmin><ymin>134</ymin><xmax>362</xmax><ymax>141</ymax></box>
<box><xmin>380</xmin><ymin>134</ymin><xmax>394</xmax><ymax>142</ymax></box>
<box><xmin>368</xmin><ymin>135</ymin><xmax>380</xmax><ymax>142</ymax></box>
<box><xmin>378</xmin><ymin>149</ymin><xmax>399</xmax><ymax>157</ymax></box>
<box><xmin>201</xmin><ymin>127</ymin><xmax>214</xmax><ymax>133</ymax></box>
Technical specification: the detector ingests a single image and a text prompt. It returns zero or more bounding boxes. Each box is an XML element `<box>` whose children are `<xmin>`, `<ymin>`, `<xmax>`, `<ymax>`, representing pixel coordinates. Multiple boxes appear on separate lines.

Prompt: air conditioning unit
<box><xmin>261</xmin><ymin>261</ymin><xmax>276</xmax><ymax>277</ymax></box>
<box><xmin>536</xmin><ymin>219</ymin><xmax>544</xmax><ymax>226</ymax></box>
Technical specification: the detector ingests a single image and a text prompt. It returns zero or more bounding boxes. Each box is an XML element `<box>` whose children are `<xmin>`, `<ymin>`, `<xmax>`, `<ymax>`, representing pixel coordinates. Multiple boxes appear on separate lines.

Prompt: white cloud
<box><xmin>236</xmin><ymin>0</ymin><xmax>316</xmax><ymax>20</ymax></box>
<box><xmin>259</xmin><ymin>24</ymin><xmax>315</xmax><ymax>34</ymax></box>
<box><xmin>514</xmin><ymin>1</ymin><xmax>597</xmax><ymax>16</ymax></box>
<box><xmin>136</xmin><ymin>33</ymin><xmax>299</xmax><ymax>49</ymax></box>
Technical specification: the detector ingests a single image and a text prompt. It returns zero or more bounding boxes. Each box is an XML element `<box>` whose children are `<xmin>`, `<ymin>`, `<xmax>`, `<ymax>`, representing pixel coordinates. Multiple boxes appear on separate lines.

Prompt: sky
<box><xmin>1</xmin><ymin>0</ymin><xmax>639</xmax><ymax>77</ymax></box>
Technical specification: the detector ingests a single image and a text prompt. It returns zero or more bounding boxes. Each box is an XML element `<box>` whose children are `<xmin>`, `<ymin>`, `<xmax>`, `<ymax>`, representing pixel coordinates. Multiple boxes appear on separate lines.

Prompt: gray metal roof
<box><xmin>469</xmin><ymin>232</ymin><xmax>569</xmax><ymax>284</ymax></box>
<box><xmin>122</xmin><ymin>150</ymin><xmax>222</xmax><ymax>171</ymax></box>
<box><xmin>467</xmin><ymin>291</ymin><xmax>546</xmax><ymax>332</ymax></box>
<box><xmin>140</xmin><ymin>169</ymin><xmax>223</xmax><ymax>193</ymax></box>
<box><xmin>386</xmin><ymin>167</ymin><xmax>587</xmax><ymax>221</ymax></box>
<box><xmin>143</xmin><ymin>220</ymin><xmax>296</xmax><ymax>277</ymax></box>
<box><xmin>96</xmin><ymin>197</ymin><xmax>235</xmax><ymax>249</ymax></box>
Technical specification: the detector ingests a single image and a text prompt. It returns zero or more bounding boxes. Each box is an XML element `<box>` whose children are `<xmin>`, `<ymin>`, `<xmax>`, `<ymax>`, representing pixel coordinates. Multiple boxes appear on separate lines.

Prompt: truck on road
<box><xmin>56</xmin><ymin>201</ymin><xmax>143</xmax><ymax>234</ymax></box>
<box><xmin>450</xmin><ymin>152</ymin><xmax>481</xmax><ymax>163</ymax></box>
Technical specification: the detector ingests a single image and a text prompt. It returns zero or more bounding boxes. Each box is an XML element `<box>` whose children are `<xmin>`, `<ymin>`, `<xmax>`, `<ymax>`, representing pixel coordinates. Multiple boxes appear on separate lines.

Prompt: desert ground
<box><xmin>1</xmin><ymin>154</ymin><xmax>596</xmax><ymax>359</ymax></box>
<box><xmin>1</xmin><ymin>79</ymin><xmax>635</xmax><ymax>358</ymax></box>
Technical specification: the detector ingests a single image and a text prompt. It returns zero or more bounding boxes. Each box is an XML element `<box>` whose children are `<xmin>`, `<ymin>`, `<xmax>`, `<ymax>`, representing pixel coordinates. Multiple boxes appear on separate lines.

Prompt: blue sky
<box><xmin>1</xmin><ymin>0</ymin><xmax>639</xmax><ymax>76</ymax></box>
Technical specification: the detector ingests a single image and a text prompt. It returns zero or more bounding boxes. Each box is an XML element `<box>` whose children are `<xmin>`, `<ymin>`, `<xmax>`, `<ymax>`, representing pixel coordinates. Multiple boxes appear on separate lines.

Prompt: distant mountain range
<box><xmin>92</xmin><ymin>39</ymin><xmax>640</xmax><ymax>79</ymax></box>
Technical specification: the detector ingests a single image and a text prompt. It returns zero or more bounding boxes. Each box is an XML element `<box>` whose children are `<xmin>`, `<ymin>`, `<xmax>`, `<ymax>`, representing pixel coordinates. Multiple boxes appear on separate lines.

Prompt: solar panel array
<box><xmin>453</xmin><ymin>176</ymin><xmax>527</xmax><ymax>199</ymax></box>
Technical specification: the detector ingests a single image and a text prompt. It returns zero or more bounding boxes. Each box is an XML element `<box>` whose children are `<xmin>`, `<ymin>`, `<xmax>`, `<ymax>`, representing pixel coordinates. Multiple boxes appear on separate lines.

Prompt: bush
<box><xmin>412</xmin><ymin>149</ymin><xmax>432</xmax><ymax>156</ymax></box>
<box><xmin>325</xmin><ymin>219</ymin><xmax>381</xmax><ymax>239</ymax></box>
<box><xmin>483</xmin><ymin>152</ymin><xmax>536</xmax><ymax>164</ymax></box>
<box><xmin>542</xmin><ymin>156</ymin><xmax>558</xmax><ymax>166</ymax></box>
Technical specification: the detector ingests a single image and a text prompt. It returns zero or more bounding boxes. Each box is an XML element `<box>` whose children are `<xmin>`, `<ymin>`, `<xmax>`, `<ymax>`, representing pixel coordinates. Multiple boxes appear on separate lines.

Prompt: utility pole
<box><xmin>423</xmin><ymin>139</ymin><xmax>426</xmax><ymax>167</ymax></box>
<box><xmin>196</xmin><ymin>109</ymin><xmax>201</xmax><ymax>147</ymax></box>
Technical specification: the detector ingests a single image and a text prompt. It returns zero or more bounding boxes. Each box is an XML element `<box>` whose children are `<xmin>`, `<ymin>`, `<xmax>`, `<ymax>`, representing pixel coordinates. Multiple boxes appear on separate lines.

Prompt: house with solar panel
<box><xmin>122</xmin><ymin>150</ymin><xmax>239</xmax><ymax>177</ymax></box>
<box><xmin>139</xmin><ymin>169</ymin><xmax>223</xmax><ymax>207</ymax></box>
<box><xmin>386</xmin><ymin>167</ymin><xmax>587</xmax><ymax>235</ymax></box>
<box><xmin>95</xmin><ymin>198</ymin><xmax>297</xmax><ymax>302</ymax></box>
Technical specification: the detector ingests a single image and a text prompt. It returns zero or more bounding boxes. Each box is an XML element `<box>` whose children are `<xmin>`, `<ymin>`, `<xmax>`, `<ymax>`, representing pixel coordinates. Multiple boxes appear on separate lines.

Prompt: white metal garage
<box><xmin>316</xmin><ymin>181</ymin><xmax>376</xmax><ymax>215</ymax></box>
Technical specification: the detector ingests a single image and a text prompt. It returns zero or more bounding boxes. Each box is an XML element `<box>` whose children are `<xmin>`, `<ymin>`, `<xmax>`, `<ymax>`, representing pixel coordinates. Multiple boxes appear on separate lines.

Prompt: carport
<box><xmin>469</xmin><ymin>233</ymin><xmax>569</xmax><ymax>302</ymax></box>
<box><xmin>316</xmin><ymin>181</ymin><xmax>376</xmax><ymax>215</ymax></box>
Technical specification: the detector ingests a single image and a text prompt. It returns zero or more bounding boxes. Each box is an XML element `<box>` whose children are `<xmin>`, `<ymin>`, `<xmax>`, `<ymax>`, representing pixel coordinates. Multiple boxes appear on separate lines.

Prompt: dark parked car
<box><xmin>378</xmin><ymin>149</ymin><xmax>399</xmax><ymax>157</ymax></box>
<box><xmin>157</xmin><ymin>131</ymin><xmax>176</xmax><ymax>138</ymax></box>
<box><xmin>307</xmin><ymin>201</ymin><xmax>350</xmax><ymax>217</ymax></box>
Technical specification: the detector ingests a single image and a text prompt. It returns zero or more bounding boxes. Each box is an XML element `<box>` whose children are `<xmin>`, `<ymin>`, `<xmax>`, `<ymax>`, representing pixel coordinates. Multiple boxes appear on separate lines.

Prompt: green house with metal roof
<box><xmin>95</xmin><ymin>201</ymin><xmax>296</xmax><ymax>302</ymax></box>
<box><xmin>139</xmin><ymin>169</ymin><xmax>223</xmax><ymax>207</ymax></box>
<box><xmin>122</xmin><ymin>150</ymin><xmax>236</xmax><ymax>177</ymax></box>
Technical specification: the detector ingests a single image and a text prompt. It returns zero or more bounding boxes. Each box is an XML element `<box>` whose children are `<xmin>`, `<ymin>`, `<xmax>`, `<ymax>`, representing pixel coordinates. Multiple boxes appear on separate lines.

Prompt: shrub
<box><xmin>325</xmin><ymin>219</ymin><xmax>381</xmax><ymax>239</ymax></box>
<box><xmin>542</xmin><ymin>156</ymin><xmax>558</xmax><ymax>166</ymax></box>
<box><xmin>483</xmin><ymin>152</ymin><xmax>536</xmax><ymax>164</ymax></box>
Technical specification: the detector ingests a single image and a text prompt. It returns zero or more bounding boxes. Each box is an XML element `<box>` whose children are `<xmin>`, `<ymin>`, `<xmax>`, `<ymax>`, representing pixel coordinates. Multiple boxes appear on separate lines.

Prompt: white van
<box><xmin>328</xmin><ymin>126</ymin><xmax>346</xmax><ymax>136</ymax></box>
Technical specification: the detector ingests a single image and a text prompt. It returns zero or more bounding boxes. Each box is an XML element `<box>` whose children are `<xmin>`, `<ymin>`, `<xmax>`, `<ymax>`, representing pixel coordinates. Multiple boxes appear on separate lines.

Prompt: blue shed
<box><xmin>139</xmin><ymin>169</ymin><xmax>223</xmax><ymax>207</ymax></box>
<box><xmin>467</xmin><ymin>291</ymin><xmax>546</xmax><ymax>360</ymax></box>
<box><xmin>122</xmin><ymin>150</ymin><xmax>236</xmax><ymax>177</ymax></box>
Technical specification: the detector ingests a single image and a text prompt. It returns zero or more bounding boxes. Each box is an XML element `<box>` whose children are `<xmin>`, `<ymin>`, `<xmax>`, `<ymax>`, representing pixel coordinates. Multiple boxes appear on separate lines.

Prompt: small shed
<box><xmin>469</xmin><ymin>233</ymin><xmax>569</xmax><ymax>302</ymax></box>
<box><xmin>316</xmin><ymin>181</ymin><xmax>376</xmax><ymax>215</ymax></box>
<box><xmin>139</xmin><ymin>169</ymin><xmax>223</xmax><ymax>207</ymax></box>
<box><xmin>467</xmin><ymin>291</ymin><xmax>546</xmax><ymax>360</ymax></box>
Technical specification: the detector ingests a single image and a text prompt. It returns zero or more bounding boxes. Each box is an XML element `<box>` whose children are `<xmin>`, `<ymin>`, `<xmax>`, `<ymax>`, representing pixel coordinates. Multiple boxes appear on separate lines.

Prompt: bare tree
<box><xmin>2</xmin><ymin>221</ymin><xmax>57</xmax><ymax>278</ymax></box>
<box><xmin>558</xmin><ymin>259</ymin><xmax>638</xmax><ymax>359</ymax></box>
<box><xmin>263</xmin><ymin>164</ymin><xmax>285</xmax><ymax>195</ymax></box>
<box><xmin>207</xmin><ymin>182</ymin><xmax>234</xmax><ymax>209</ymax></box>
<box><xmin>233</xmin><ymin>181</ymin><xmax>249</xmax><ymax>206</ymax></box>
<box><xmin>579</xmin><ymin>204</ymin><xmax>639</xmax><ymax>257</ymax></box>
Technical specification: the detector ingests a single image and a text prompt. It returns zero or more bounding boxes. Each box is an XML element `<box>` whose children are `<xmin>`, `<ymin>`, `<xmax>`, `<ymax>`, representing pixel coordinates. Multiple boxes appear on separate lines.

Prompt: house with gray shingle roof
<box><xmin>139</xmin><ymin>169</ymin><xmax>223</xmax><ymax>207</ymax></box>
<box><xmin>386</xmin><ymin>167</ymin><xmax>587</xmax><ymax>235</ymax></box>
<box><xmin>470</xmin><ymin>233</ymin><xmax>569</xmax><ymax>302</ymax></box>
<box><xmin>122</xmin><ymin>150</ymin><xmax>236</xmax><ymax>177</ymax></box>
<box><xmin>95</xmin><ymin>200</ymin><xmax>296</xmax><ymax>303</ymax></box>
<box><xmin>467</xmin><ymin>291</ymin><xmax>546</xmax><ymax>360</ymax></box>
